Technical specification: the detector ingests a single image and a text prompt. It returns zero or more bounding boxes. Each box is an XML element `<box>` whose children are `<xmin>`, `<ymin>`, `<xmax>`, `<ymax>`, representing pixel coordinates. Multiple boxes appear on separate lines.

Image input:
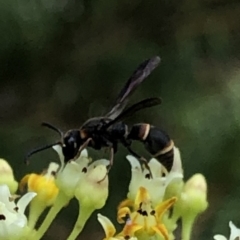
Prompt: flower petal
<box><xmin>229</xmin><ymin>221</ymin><xmax>240</xmax><ymax>240</ymax></box>
<box><xmin>171</xmin><ymin>147</ymin><xmax>183</xmax><ymax>174</ymax></box>
<box><xmin>0</xmin><ymin>185</ymin><xmax>15</xmax><ymax>210</ymax></box>
<box><xmin>148</xmin><ymin>158</ymin><xmax>163</xmax><ymax>178</ymax></box>
<box><xmin>79</xmin><ymin>149</ymin><xmax>88</xmax><ymax>158</ymax></box>
<box><xmin>117</xmin><ymin>207</ymin><xmax>131</xmax><ymax>224</ymax></box>
<box><xmin>87</xmin><ymin>159</ymin><xmax>110</xmax><ymax>172</ymax></box>
<box><xmin>56</xmin><ymin>161</ymin><xmax>86</xmax><ymax>197</ymax></box>
<box><xmin>0</xmin><ymin>202</ymin><xmax>18</xmax><ymax>224</ymax></box>
<box><xmin>17</xmin><ymin>192</ymin><xmax>37</xmax><ymax>214</ymax></box>
<box><xmin>213</xmin><ymin>235</ymin><xmax>228</xmax><ymax>240</ymax></box>
<box><xmin>97</xmin><ymin>214</ymin><xmax>116</xmax><ymax>238</ymax></box>
<box><xmin>52</xmin><ymin>145</ymin><xmax>65</xmax><ymax>171</ymax></box>
<box><xmin>121</xmin><ymin>218</ymin><xmax>142</xmax><ymax>237</ymax></box>
<box><xmin>118</xmin><ymin>199</ymin><xmax>134</xmax><ymax>210</ymax></box>
<box><xmin>19</xmin><ymin>175</ymin><xmax>30</xmax><ymax>192</ymax></box>
<box><xmin>152</xmin><ymin>223</ymin><xmax>169</xmax><ymax>240</ymax></box>
<box><xmin>155</xmin><ymin>197</ymin><xmax>177</xmax><ymax>220</ymax></box>
<box><xmin>45</xmin><ymin>162</ymin><xmax>59</xmax><ymax>178</ymax></box>
<box><xmin>165</xmin><ymin>172</ymin><xmax>183</xmax><ymax>187</ymax></box>
<box><xmin>135</xmin><ymin>187</ymin><xmax>151</xmax><ymax>209</ymax></box>
<box><xmin>126</xmin><ymin>155</ymin><xmax>141</xmax><ymax>171</ymax></box>
<box><xmin>0</xmin><ymin>184</ymin><xmax>11</xmax><ymax>202</ymax></box>
<box><xmin>75</xmin><ymin>150</ymin><xmax>91</xmax><ymax>165</ymax></box>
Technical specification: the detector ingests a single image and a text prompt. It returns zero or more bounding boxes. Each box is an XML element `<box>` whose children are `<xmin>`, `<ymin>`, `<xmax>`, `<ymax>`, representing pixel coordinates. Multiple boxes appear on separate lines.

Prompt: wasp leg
<box><xmin>126</xmin><ymin>146</ymin><xmax>153</xmax><ymax>179</ymax></box>
<box><xmin>73</xmin><ymin>138</ymin><xmax>92</xmax><ymax>161</ymax></box>
<box><xmin>98</xmin><ymin>147</ymin><xmax>114</xmax><ymax>183</ymax></box>
<box><xmin>107</xmin><ymin>147</ymin><xmax>114</xmax><ymax>173</ymax></box>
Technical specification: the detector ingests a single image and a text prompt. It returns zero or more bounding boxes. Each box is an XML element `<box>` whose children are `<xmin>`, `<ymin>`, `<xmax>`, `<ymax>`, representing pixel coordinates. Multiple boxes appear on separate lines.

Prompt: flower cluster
<box><xmin>0</xmin><ymin>159</ymin><xmax>36</xmax><ymax>240</ymax></box>
<box><xmin>0</xmin><ymin>144</ymin><xmax>210</xmax><ymax>240</ymax></box>
<box><xmin>97</xmin><ymin>147</ymin><xmax>208</xmax><ymax>240</ymax></box>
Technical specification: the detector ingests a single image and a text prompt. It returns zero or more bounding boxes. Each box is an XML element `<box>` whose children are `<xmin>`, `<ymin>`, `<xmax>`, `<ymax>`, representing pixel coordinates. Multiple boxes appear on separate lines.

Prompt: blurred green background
<box><xmin>1</xmin><ymin>0</ymin><xmax>240</xmax><ymax>239</ymax></box>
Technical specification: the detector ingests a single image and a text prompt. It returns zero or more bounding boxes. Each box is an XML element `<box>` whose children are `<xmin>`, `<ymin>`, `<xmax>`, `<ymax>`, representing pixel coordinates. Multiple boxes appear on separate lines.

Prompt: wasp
<box><xmin>25</xmin><ymin>56</ymin><xmax>175</xmax><ymax>174</ymax></box>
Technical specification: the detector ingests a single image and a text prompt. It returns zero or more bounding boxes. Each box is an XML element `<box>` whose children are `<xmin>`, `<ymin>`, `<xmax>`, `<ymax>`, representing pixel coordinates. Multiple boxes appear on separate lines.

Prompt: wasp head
<box><xmin>62</xmin><ymin>130</ymin><xmax>83</xmax><ymax>162</ymax></box>
<box><xmin>25</xmin><ymin>123</ymin><xmax>86</xmax><ymax>165</ymax></box>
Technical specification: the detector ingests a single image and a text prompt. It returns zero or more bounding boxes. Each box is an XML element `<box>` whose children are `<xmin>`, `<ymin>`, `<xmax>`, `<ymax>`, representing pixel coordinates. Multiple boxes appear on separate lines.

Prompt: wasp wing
<box><xmin>106</xmin><ymin>56</ymin><xmax>161</xmax><ymax>119</ymax></box>
<box><xmin>104</xmin><ymin>97</ymin><xmax>162</xmax><ymax>128</ymax></box>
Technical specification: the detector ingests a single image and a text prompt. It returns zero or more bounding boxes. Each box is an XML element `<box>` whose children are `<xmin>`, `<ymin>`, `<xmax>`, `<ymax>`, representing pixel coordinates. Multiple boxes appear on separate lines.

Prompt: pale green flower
<box><xmin>67</xmin><ymin>159</ymin><xmax>109</xmax><ymax>240</ymax></box>
<box><xmin>53</xmin><ymin>145</ymin><xmax>90</xmax><ymax>198</ymax></box>
<box><xmin>126</xmin><ymin>147</ymin><xmax>183</xmax><ymax>206</ymax></box>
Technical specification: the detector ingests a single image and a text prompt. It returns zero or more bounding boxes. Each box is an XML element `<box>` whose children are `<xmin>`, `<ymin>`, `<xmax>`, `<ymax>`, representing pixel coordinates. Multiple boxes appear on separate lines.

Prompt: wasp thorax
<box><xmin>62</xmin><ymin>130</ymin><xmax>82</xmax><ymax>162</ymax></box>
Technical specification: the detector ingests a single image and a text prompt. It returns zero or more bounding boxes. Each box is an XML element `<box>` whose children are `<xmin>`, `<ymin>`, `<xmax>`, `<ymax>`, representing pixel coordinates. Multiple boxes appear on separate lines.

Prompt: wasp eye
<box><xmin>68</xmin><ymin>137</ymin><xmax>75</xmax><ymax>144</ymax></box>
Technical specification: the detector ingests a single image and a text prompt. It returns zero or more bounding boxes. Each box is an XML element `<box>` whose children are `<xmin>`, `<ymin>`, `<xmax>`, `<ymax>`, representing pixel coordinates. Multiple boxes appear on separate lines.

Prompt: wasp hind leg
<box><xmin>126</xmin><ymin>146</ymin><xmax>153</xmax><ymax>179</ymax></box>
<box><xmin>97</xmin><ymin>147</ymin><xmax>115</xmax><ymax>183</ymax></box>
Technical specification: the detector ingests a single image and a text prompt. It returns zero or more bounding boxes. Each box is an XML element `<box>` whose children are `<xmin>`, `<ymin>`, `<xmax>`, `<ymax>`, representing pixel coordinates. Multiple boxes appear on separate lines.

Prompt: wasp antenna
<box><xmin>41</xmin><ymin>122</ymin><xmax>63</xmax><ymax>137</ymax></box>
<box><xmin>24</xmin><ymin>142</ymin><xmax>61</xmax><ymax>165</ymax></box>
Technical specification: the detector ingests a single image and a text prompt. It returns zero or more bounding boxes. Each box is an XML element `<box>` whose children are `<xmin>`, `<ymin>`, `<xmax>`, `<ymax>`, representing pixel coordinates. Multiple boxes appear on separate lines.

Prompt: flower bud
<box><xmin>0</xmin><ymin>158</ymin><xmax>18</xmax><ymax>194</ymax></box>
<box><xmin>174</xmin><ymin>173</ymin><xmax>208</xmax><ymax>240</ymax></box>
<box><xmin>20</xmin><ymin>162</ymin><xmax>59</xmax><ymax>229</ymax></box>
<box><xmin>183</xmin><ymin>173</ymin><xmax>208</xmax><ymax>214</ymax></box>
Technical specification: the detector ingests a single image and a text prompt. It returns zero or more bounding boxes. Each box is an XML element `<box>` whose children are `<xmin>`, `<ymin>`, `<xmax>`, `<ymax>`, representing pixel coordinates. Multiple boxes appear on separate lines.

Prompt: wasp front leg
<box><xmin>73</xmin><ymin>138</ymin><xmax>93</xmax><ymax>161</ymax></box>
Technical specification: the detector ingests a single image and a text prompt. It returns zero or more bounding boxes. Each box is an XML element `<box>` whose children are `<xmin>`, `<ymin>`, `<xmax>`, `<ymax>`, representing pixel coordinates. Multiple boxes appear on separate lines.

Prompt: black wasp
<box><xmin>25</xmin><ymin>56</ymin><xmax>175</xmax><ymax>175</ymax></box>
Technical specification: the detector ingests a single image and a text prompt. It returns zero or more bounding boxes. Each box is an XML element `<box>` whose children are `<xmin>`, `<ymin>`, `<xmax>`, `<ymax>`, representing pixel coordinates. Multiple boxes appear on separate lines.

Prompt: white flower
<box><xmin>214</xmin><ymin>221</ymin><xmax>240</xmax><ymax>240</ymax></box>
<box><xmin>0</xmin><ymin>184</ymin><xmax>36</xmax><ymax>240</ymax></box>
<box><xmin>170</xmin><ymin>147</ymin><xmax>183</xmax><ymax>174</ymax></box>
<box><xmin>53</xmin><ymin>145</ymin><xmax>90</xmax><ymax>198</ymax></box>
<box><xmin>64</xmin><ymin>159</ymin><xmax>110</xmax><ymax>240</ymax></box>
<box><xmin>37</xmin><ymin>146</ymin><xmax>109</xmax><ymax>240</ymax></box>
<box><xmin>126</xmin><ymin>147</ymin><xmax>183</xmax><ymax>206</ymax></box>
<box><xmin>74</xmin><ymin>158</ymin><xmax>109</xmax><ymax>209</ymax></box>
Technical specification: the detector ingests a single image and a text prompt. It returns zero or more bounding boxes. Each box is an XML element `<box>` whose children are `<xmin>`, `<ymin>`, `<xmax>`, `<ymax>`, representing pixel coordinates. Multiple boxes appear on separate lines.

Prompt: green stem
<box><xmin>35</xmin><ymin>191</ymin><xmax>70</xmax><ymax>240</ymax></box>
<box><xmin>28</xmin><ymin>199</ymin><xmax>46</xmax><ymax>229</ymax></box>
<box><xmin>182</xmin><ymin>214</ymin><xmax>196</xmax><ymax>240</ymax></box>
<box><xmin>66</xmin><ymin>203</ymin><xmax>94</xmax><ymax>240</ymax></box>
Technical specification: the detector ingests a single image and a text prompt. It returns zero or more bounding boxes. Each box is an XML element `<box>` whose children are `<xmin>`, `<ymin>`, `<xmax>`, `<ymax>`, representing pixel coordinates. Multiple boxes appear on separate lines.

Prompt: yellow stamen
<box><xmin>117</xmin><ymin>187</ymin><xmax>177</xmax><ymax>240</ymax></box>
<box><xmin>155</xmin><ymin>197</ymin><xmax>177</xmax><ymax>220</ymax></box>
<box><xmin>119</xmin><ymin>220</ymin><xmax>142</xmax><ymax>238</ymax></box>
<box><xmin>135</xmin><ymin>186</ymin><xmax>151</xmax><ymax>208</ymax></box>
<box><xmin>97</xmin><ymin>214</ymin><xmax>116</xmax><ymax>239</ymax></box>
<box><xmin>117</xmin><ymin>207</ymin><xmax>131</xmax><ymax>224</ymax></box>
<box><xmin>152</xmin><ymin>223</ymin><xmax>169</xmax><ymax>240</ymax></box>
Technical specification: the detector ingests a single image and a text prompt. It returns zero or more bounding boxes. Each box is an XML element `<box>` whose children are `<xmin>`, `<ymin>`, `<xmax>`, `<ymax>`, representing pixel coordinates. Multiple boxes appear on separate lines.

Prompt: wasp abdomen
<box><xmin>128</xmin><ymin>124</ymin><xmax>174</xmax><ymax>172</ymax></box>
<box><xmin>127</xmin><ymin>123</ymin><xmax>150</xmax><ymax>141</ymax></box>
